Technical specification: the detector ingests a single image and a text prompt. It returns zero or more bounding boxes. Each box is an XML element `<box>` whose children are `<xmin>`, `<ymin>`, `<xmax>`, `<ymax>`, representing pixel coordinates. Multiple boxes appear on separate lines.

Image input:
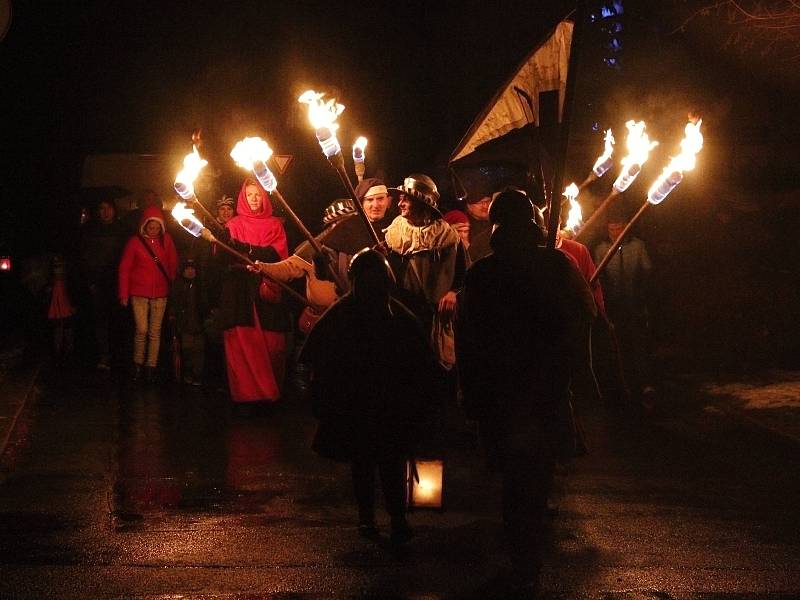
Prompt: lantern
<box><xmin>0</xmin><ymin>255</ymin><xmax>11</xmax><ymax>272</ymax></box>
<box><xmin>406</xmin><ymin>459</ymin><xmax>444</xmax><ymax>511</ymax></box>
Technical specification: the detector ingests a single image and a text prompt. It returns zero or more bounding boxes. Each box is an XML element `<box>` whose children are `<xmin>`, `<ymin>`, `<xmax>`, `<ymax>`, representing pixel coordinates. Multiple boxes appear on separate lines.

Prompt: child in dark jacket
<box><xmin>169</xmin><ymin>258</ymin><xmax>207</xmax><ymax>386</ymax></box>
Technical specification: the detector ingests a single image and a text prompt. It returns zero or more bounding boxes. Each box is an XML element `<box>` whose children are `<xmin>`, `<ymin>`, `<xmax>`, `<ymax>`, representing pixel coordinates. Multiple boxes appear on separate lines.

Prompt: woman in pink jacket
<box><xmin>118</xmin><ymin>205</ymin><xmax>178</xmax><ymax>382</ymax></box>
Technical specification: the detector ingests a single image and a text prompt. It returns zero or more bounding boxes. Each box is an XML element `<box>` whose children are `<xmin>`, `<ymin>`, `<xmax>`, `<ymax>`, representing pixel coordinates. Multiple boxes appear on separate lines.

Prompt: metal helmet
<box><xmin>348</xmin><ymin>248</ymin><xmax>396</xmax><ymax>286</ymax></box>
<box><xmin>489</xmin><ymin>188</ymin><xmax>536</xmax><ymax>227</ymax></box>
<box><xmin>322</xmin><ymin>199</ymin><xmax>357</xmax><ymax>226</ymax></box>
<box><xmin>395</xmin><ymin>173</ymin><xmax>440</xmax><ymax>210</ymax></box>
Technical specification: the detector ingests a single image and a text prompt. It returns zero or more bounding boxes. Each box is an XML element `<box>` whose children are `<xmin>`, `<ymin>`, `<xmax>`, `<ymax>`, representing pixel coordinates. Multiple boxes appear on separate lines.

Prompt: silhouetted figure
<box><xmin>169</xmin><ymin>258</ymin><xmax>207</xmax><ymax>386</ymax></box>
<box><xmin>79</xmin><ymin>198</ymin><xmax>126</xmax><ymax>369</ymax></box>
<box><xmin>300</xmin><ymin>249</ymin><xmax>443</xmax><ymax>545</ymax></box>
<box><xmin>593</xmin><ymin>214</ymin><xmax>653</xmax><ymax>401</ymax></box>
<box><xmin>456</xmin><ymin>189</ymin><xmax>594</xmax><ymax>595</ymax></box>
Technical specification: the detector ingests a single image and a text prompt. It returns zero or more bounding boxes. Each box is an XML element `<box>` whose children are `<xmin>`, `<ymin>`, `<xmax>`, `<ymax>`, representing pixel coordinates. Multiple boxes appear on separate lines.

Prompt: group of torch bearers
<box><xmin>169</xmin><ymin>89</ymin><xmax>703</xmax><ymax>589</ymax></box>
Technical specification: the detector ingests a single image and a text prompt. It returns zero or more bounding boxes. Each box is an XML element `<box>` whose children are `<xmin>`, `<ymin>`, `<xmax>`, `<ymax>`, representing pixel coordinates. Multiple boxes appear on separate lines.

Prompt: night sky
<box><xmin>1</xmin><ymin>1</ymin><xmax>798</xmax><ymax>249</ymax></box>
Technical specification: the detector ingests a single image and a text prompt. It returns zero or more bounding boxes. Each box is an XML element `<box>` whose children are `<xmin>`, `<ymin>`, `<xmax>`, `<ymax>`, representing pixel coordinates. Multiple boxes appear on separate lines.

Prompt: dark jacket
<box><xmin>79</xmin><ymin>219</ymin><xmax>127</xmax><ymax>289</ymax></box>
<box><xmin>169</xmin><ymin>276</ymin><xmax>207</xmax><ymax>335</ymax></box>
<box><xmin>456</xmin><ymin>233</ymin><xmax>593</xmax><ymax>459</ymax></box>
<box><xmin>214</xmin><ymin>229</ymin><xmax>290</xmax><ymax>332</ymax></box>
<box><xmin>300</xmin><ymin>295</ymin><xmax>445</xmax><ymax>462</ymax></box>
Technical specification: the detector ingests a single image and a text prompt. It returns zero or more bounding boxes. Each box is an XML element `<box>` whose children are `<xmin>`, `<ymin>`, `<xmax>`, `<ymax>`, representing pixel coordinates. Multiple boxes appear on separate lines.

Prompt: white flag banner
<box><xmin>450</xmin><ymin>20</ymin><xmax>573</xmax><ymax>164</ymax></box>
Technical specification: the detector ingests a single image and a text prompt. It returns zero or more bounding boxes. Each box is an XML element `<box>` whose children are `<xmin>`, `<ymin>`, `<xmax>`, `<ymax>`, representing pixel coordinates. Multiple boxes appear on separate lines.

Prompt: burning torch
<box><xmin>561</xmin><ymin>183</ymin><xmax>583</xmax><ymax>238</ymax></box>
<box><xmin>230</xmin><ymin>136</ymin><xmax>348</xmax><ymax>291</ymax></box>
<box><xmin>173</xmin><ymin>145</ymin><xmax>222</xmax><ymax>230</ymax></box>
<box><xmin>575</xmin><ymin>121</ymin><xmax>658</xmax><ymax>242</ymax></box>
<box><xmin>352</xmin><ymin>136</ymin><xmax>367</xmax><ymax>183</ymax></box>
<box><xmin>172</xmin><ymin>146</ymin><xmax>310</xmax><ymax>307</ymax></box>
<box><xmin>578</xmin><ymin>129</ymin><xmax>615</xmax><ymax>191</ymax></box>
<box><xmin>298</xmin><ymin>90</ymin><xmax>380</xmax><ymax>246</ymax></box>
<box><xmin>590</xmin><ymin>119</ymin><xmax>704</xmax><ymax>284</ymax></box>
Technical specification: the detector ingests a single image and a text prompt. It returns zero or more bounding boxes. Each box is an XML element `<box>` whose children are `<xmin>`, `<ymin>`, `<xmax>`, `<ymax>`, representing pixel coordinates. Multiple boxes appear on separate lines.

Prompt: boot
<box><xmin>131</xmin><ymin>364</ymin><xmax>143</xmax><ymax>382</ymax></box>
<box><xmin>144</xmin><ymin>366</ymin><xmax>157</xmax><ymax>384</ymax></box>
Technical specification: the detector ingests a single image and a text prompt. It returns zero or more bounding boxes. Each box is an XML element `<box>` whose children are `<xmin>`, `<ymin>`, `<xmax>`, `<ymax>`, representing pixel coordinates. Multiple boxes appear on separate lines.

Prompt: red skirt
<box><xmin>223</xmin><ymin>307</ymin><xmax>286</xmax><ymax>404</ymax></box>
<box><xmin>48</xmin><ymin>280</ymin><xmax>75</xmax><ymax>320</ymax></box>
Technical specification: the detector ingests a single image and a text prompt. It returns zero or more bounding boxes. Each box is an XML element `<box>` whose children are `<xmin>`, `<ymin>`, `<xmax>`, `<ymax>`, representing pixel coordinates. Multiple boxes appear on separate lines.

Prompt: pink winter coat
<box><xmin>118</xmin><ymin>206</ymin><xmax>178</xmax><ymax>301</ymax></box>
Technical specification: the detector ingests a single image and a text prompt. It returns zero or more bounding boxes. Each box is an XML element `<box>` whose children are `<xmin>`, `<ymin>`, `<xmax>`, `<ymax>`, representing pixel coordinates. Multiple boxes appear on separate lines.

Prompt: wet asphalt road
<box><xmin>1</xmin><ymin>363</ymin><xmax>799</xmax><ymax>599</ymax></box>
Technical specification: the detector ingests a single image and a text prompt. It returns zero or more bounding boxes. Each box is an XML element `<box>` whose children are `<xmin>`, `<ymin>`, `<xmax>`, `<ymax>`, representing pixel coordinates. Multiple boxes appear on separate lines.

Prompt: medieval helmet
<box><xmin>489</xmin><ymin>188</ymin><xmax>536</xmax><ymax>227</ymax></box>
<box><xmin>393</xmin><ymin>173</ymin><xmax>441</xmax><ymax>214</ymax></box>
<box><xmin>348</xmin><ymin>248</ymin><xmax>396</xmax><ymax>287</ymax></box>
<box><xmin>322</xmin><ymin>199</ymin><xmax>357</xmax><ymax>226</ymax></box>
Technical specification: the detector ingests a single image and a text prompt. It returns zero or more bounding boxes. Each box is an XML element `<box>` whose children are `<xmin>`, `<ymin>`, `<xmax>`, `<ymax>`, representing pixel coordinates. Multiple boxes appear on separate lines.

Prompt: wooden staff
<box><xmin>573</xmin><ymin>188</ymin><xmax>621</xmax><ymax>242</ymax></box>
<box><xmin>589</xmin><ymin>201</ymin><xmax>649</xmax><ymax>285</ymax></box>
<box><xmin>265</xmin><ymin>181</ymin><xmax>348</xmax><ymax>292</ymax></box>
<box><xmin>327</xmin><ymin>151</ymin><xmax>381</xmax><ymax>247</ymax></box>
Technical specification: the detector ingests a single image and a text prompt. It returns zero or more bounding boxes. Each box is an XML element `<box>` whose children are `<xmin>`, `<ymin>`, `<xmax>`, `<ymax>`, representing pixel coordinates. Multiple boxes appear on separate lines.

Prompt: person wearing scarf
<box><xmin>212</xmin><ymin>178</ymin><xmax>290</xmax><ymax>409</ymax></box>
<box><xmin>384</xmin><ymin>174</ymin><xmax>466</xmax><ymax>371</ymax></box>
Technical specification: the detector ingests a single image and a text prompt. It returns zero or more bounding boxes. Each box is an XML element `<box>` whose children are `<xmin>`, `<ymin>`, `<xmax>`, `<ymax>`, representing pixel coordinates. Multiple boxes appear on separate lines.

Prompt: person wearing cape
<box><xmin>209</xmin><ymin>178</ymin><xmax>290</xmax><ymax>406</ymax></box>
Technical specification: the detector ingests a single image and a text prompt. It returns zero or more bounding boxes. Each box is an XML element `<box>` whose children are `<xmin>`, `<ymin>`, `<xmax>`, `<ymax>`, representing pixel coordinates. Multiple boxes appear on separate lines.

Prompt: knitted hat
<box><xmin>216</xmin><ymin>195</ymin><xmax>235</xmax><ymax>210</ymax></box>
<box><xmin>443</xmin><ymin>210</ymin><xmax>470</xmax><ymax>227</ymax></box>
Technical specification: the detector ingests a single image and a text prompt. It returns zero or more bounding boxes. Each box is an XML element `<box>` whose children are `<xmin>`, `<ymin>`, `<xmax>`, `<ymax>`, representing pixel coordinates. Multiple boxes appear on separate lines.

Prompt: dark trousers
<box><xmin>502</xmin><ymin>449</ymin><xmax>555</xmax><ymax>582</ymax></box>
<box><xmin>351</xmin><ymin>456</ymin><xmax>406</xmax><ymax>526</ymax></box>
<box><xmin>484</xmin><ymin>416</ymin><xmax>555</xmax><ymax>585</ymax></box>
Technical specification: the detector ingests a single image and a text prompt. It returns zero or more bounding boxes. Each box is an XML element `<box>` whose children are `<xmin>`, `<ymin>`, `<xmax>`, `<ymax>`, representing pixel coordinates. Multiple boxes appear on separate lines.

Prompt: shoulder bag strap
<box><xmin>137</xmin><ymin>235</ymin><xmax>170</xmax><ymax>283</ymax></box>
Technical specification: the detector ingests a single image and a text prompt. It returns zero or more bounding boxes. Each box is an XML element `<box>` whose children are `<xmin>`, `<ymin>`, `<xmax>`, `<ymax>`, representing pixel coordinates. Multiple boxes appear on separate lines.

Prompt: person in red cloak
<box><xmin>207</xmin><ymin>178</ymin><xmax>290</xmax><ymax>410</ymax></box>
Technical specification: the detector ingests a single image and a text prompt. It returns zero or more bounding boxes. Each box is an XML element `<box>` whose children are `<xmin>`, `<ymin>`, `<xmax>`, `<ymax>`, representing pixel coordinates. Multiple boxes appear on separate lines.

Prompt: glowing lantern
<box><xmin>406</xmin><ymin>459</ymin><xmax>444</xmax><ymax>510</ymax></box>
<box><xmin>0</xmin><ymin>255</ymin><xmax>11</xmax><ymax>272</ymax></box>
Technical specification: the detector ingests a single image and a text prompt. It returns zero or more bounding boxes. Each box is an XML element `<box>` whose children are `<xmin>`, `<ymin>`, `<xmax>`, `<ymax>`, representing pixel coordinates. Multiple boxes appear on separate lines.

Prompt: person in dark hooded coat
<box><xmin>456</xmin><ymin>189</ymin><xmax>595</xmax><ymax>594</ymax></box>
<box><xmin>300</xmin><ymin>249</ymin><xmax>444</xmax><ymax>545</ymax></box>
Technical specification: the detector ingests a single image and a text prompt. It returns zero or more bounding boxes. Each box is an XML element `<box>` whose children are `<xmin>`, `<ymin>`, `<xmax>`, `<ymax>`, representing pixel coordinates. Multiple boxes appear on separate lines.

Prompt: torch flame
<box><xmin>298</xmin><ymin>89</ymin><xmax>345</xmax><ymax>131</ymax></box>
<box><xmin>563</xmin><ymin>183</ymin><xmax>582</xmax><ymax>233</ymax></box>
<box><xmin>647</xmin><ymin>120</ymin><xmax>704</xmax><ymax>205</ymax></box>
<box><xmin>664</xmin><ymin>119</ymin><xmax>704</xmax><ymax>174</ymax></box>
<box><xmin>171</xmin><ymin>201</ymin><xmax>204</xmax><ymax>236</ymax></box>
<box><xmin>175</xmin><ymin>145</ymin><xmax>208</xmax><ymax>191</ymax></box>
<box><xmin>353</xmin><ymin>136</ymin><xmax>368</xmax><ymax>152</ymax></box>
<box><xmin>230</xmin><ymin>137</ymin><xmax>274</xmax><ymax>171</ymax></box>
<box><xmin>620</xmin><ymin>120</ymin><xmax>658</xmax><ymax>169</ymax></box>
<box><xmin>592</xmin><ymin>129</ymin><xmax>615</xmax><ymax>173</ymax></box>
